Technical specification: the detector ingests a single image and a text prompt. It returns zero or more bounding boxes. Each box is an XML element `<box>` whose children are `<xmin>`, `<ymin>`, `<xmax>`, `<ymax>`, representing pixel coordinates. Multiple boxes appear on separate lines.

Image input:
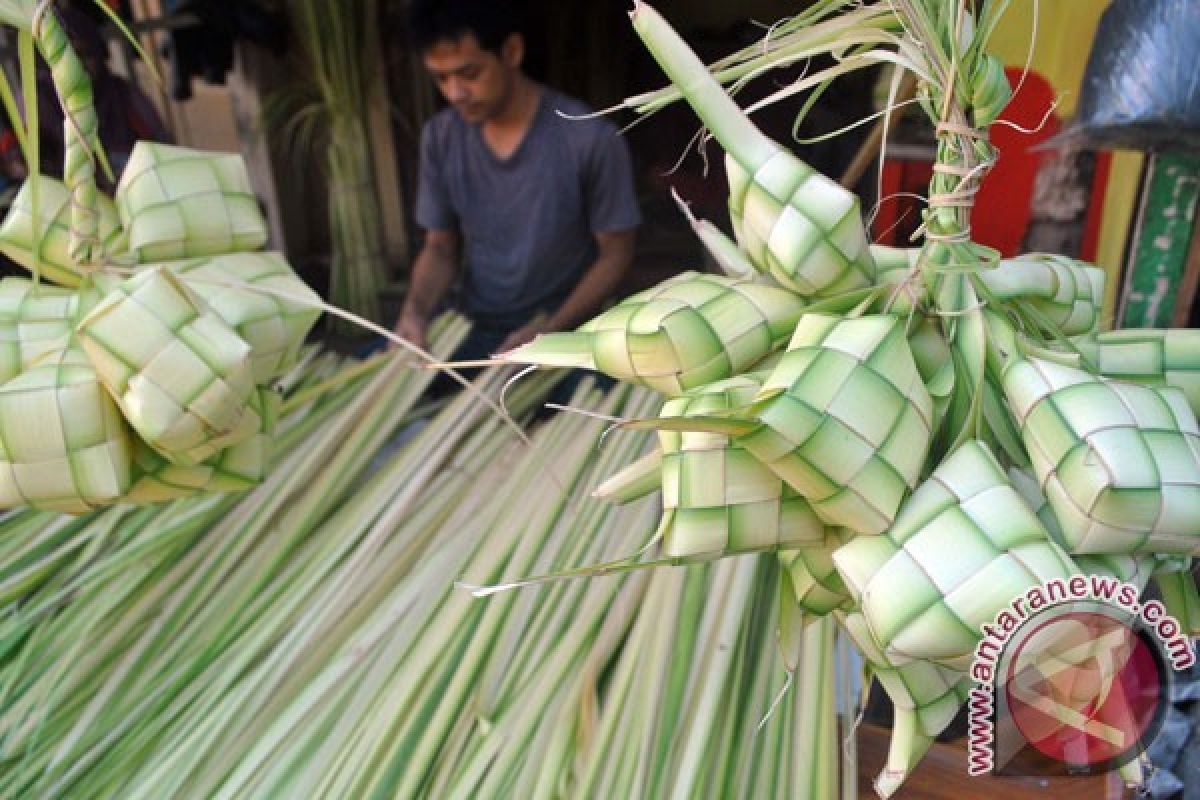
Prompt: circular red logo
<box><xmin>1003</xmin><ymin>610</ymin><xmax>1166</xmax><ymax>770</ymax></box>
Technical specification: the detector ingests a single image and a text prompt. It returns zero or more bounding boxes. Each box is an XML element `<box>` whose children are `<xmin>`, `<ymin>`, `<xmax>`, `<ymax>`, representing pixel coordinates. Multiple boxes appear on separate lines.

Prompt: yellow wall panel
<box><xmin>986</xmin><ymin>0</ymin><xmax>1109</xmax><ymax>118</ymax></box>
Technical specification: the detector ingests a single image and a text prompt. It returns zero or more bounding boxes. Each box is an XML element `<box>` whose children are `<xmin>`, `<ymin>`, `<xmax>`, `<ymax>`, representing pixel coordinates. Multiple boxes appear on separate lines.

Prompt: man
<box><xmin>394</xmin><ymin>0</ymin><xmax>640</xmax><ymax>360</ymax></box>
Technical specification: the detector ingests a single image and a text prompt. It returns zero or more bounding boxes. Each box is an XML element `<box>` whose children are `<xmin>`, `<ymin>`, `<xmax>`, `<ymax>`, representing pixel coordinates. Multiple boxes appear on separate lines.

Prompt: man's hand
<box><xmin>392</xmin><ymin>307</ymin><xmax>429</xmax><ymax>351</ymax></box>
<box><xmin>392</xmin><ymin>229</ymin><xmax>461</xmax><ymax>353</ymax></box>
<box><xmin>497</xmin><ymin>318</ymin><xmax>549</xmax><ymax>354</ymax></box>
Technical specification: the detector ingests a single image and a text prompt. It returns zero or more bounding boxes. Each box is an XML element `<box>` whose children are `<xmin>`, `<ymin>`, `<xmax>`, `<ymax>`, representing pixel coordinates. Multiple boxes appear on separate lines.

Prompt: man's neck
<box><xmin>484</xmin><ymin>76</ymin><xmax>540</xmax><ymax>135</ymax></box>
<box><xmin>480</xmin><ymin>77</ymin><xmax>541</xmax><ymax>160</ymax></box>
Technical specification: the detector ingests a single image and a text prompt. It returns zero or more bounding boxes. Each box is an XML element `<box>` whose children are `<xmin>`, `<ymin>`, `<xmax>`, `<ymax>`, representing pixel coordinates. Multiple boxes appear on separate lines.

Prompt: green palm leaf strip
<box><xmin>979</xmin><ymin>253</ymin><xmax>1106</xmax><ymax>337</ymax></box>
<box><xmin>31</xmin><ymin>4</ymin><xmax>103</xmax><ymax>264</ymax></box>
<box><xmin>1153</xmin><ymin>568</ymin><xmax>1200</xmax><ymax>637</ymax></box>
<box><xmin>591</xmin><ymin>448</ymin><xmax>662</xmax><ymax>503</ymax></box>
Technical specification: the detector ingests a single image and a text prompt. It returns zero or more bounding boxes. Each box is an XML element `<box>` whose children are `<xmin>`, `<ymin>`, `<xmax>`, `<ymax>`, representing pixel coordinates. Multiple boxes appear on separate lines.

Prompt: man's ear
<box><xmin>501</xmin><ymin>33</ymin><xmax>525</xmax><ymax>69</ymax></box>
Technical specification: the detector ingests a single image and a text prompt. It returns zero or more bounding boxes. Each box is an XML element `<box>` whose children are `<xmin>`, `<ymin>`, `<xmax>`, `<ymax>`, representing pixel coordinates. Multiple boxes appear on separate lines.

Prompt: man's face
<box><xmin>423</xmin><ymin>33</ymin><xmax>521</xmax><ymax>125</ymax></box>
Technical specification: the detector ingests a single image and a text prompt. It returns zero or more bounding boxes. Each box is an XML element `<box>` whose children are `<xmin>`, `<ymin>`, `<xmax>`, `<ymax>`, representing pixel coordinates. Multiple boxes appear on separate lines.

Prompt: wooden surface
<box><xmin>855</xmin><ymin>724</ymin><xmax>1133</xmax><ymax>800</ymax></box>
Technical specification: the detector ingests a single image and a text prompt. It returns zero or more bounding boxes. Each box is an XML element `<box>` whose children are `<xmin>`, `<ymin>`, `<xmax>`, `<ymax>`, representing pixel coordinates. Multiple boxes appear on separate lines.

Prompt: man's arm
<box><xmin>498</xmin><ymin>228</ymin><xmax>635</xmax><ymax>352</ymax></box>
<box><xmin>394</xmin><ymin>229</ymin><xmax>461</xmax><ymax>350</ymax></box>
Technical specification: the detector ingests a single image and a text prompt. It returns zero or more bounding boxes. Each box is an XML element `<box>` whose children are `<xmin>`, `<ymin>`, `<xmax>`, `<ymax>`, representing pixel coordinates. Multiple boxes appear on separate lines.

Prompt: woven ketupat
<box><xmin>0</xmin><ymin>347</ymin><xmax>132</xmax><ymax>513</ymax></box>
<box><xmin>166</xmin><ymin>381</ymin><xmax>275</xmax><ymax>469</ymax></box>
<box><xmin>1009</xmin><ymin>466</ymin><xmax>1162</xmax><ymax>589</ymax></box>
<box><xmin>628</xmin><ymin>4</ymin><xmax>874</xmax><ymax>298</ymax></box>
<box><xmin>123</xmin><ymin>387</ymin><xmax>281</xmax><ymax>504</ymax></box>
<box><xmin>76</xmin><ymin>266</ymin><xmax>256</xmax><ymax>466</ymax></box>
<box><xmin>165</xmin><ymin>252</ymin><xmax>322</xmax><ymax>383</ymax></box>
<box><xmin>979</xmin><ymin>253</ymin><xmax>1105</xmax><ymax>336</ymax></box>
<box><xmin>655</xmin><ymin>373</ymin><xmax>826</xmax><ymax>558</ymax></box>
<box><xmin>0</xmin><ymin>177</ymin><xmax>127</xmax><ymax>286</ymax></box>
<box><xmin>727</xmin><ymin>148</ymin><xmax>875</xmax><ymax>297</ymax></box>
<box><xmin>739</xmin><ymin>314</ymin><xmax>933</xmax><ymax>535</ymax></box>
<box><xmin>838</xmin><ymin>610</ymin><xmax>971</xmax><ymax>798</ymax></box>
<box><xmin>506</xmin><ymin>271</ymin><xmax>805</xmax><ymax>396</ymax></box>
<box><xmin>1004</xmin><ymin>357</ymin><xmax>1200</xmax><ymax>555</ymax></box>
<box><xmin>833</xmin><ymin>441</ymin><xmax>1076</xmax><ymax>670</ymax></box>
<box><xmin>1073</xmin><ymin>552</ymin><xmax>1160</xmax><ymax>592</ymax></box>
<box><xmin>0</xmin><ymin>278</ymin><xmax>104</xmax><ymax>382</ymax></box>
<box><xmin>116</xmin><ymin>142</ymin><xmax>268</xmax><ymax>262</ymax></box>
<box><xmin>1073</xmin><ymin>328</ymin><xmax>1200</xmax><ymax>418</ymax></box>
<box><xmin>778</xmin><ymin>527</ymin><xmax>853</xmax><ymax>615</ymax></box>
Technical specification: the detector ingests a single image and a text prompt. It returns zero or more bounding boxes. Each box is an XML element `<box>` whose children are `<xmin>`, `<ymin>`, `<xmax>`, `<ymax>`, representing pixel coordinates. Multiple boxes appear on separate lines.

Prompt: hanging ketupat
<box><xmin>0</xmin><ymin>3</ymin><xmax>322</xmax><ymax>512</ymax></box>
<box><xmin>492</xmin><ymin>3</ymin><xmax>1200</xmax><ymax>797</ymax></box>
<box><xmin>0</xmin><ymin>346</ymin><xmax>134</xmax><ymax>512</ymax></box>
<box><xmin>506</xmin><ymin>271</ymin><xmax>806</xmax><ymax>396</ymax></box>
<box><xmin>0</xmin><ymin>0</ymin><xmax>1195</xmax><ymax>796</ymax></box>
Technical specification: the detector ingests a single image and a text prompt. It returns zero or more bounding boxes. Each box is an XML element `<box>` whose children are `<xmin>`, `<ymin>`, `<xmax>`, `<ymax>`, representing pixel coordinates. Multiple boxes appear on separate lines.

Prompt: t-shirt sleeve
<box><xmin>584</xmin><ymin>125</ymin><xmax>641</xmax><ymax>234</ymax></box>
<box><xmin>414</xmin><ymin>120</ymin><xmax>456</xmax><ymax>231</ymax></box>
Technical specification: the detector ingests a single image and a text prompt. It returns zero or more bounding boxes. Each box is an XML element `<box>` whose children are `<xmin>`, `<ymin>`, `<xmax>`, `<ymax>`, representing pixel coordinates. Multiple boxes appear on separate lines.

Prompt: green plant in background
<box><xmin>267</xmin><ymin>0</ymin><xmax>389</xmax><ymax>329</ymax></box>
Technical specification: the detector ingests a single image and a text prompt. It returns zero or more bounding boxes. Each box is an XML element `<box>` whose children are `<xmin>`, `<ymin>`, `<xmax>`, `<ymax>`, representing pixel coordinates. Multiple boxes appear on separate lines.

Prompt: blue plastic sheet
<box><xmin>1067</xmin><ymin>0</ymin><xmax>1200</xmax><ymax>152</ymax></box>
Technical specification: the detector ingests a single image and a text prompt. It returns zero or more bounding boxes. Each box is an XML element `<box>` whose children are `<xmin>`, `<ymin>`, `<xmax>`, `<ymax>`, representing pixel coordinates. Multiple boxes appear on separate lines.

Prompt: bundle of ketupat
<box><xmin>497</xmin><ymin>3</ymin><xmax>1200</xmax><ymax>795</ymax></box>
<box><xmin>0</xmin><ymin>5</ymin><xmax>321</xmax><ymax>512</ymax></box>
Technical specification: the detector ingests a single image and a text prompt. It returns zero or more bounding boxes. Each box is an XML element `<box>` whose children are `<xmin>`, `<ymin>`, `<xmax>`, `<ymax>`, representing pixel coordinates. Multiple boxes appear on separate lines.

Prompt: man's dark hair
<box><xmin>408</xmin><ymin>0</ymin><xmax>527</xmax><ymax>54</ymax></box>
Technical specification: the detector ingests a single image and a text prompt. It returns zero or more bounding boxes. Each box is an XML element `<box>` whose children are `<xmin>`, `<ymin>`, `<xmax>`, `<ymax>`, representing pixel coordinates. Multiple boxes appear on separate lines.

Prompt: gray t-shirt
<box><xmin>415</xmin><ymin>88</ymin><xmax>641</xmax><ymax>326</ymax></box>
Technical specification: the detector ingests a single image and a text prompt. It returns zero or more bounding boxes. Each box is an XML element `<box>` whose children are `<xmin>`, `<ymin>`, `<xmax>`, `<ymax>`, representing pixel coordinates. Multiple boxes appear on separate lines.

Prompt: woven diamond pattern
<box><xmin>116</xmin><ymin>143</ymin><xmax>268</xmax><ymax>262</ymax></box>
<box><xmin>726</xmin><ymin>149</ymin><xmax>875</xmax><ymax>297</ymax></box>
<box><xmin>76</xmin><ymin>266</ymin><xmax>255</xmax><ymax>466</ymax></box>
<box><xmin>528</xmin><ymin>271</ymin><xmax>806</xmax><ymax>396</ymax></box>
<box><xmin>657</xmin><ymin>373</ymin><xmax>826</xmax><ymax>558</ymax></box>
<box><xmin>1010</xmin><ymin>466</ymin><xmax>1162</xmax><ymax>588</ymax></box>
<box><xmin>981</xmin><ymin>253</ymin><xmax>1105</xmax><ymax>336</ymax></box>
<box><xmin>739</xmin><ymin>314</ymin><xmax>934</xmax><ymax>535</ymax></box>
<box><xmin>0</xmin><ymin>278</ymin><xmax>105</xmax><ymax>382</ymax></box>
<box><xmin>834</xmin><ymin>441</ymin><xmax>1076</xmax><ymax>669</ymax></box>
<box><xmin>0</xmin><ymin>177</ymin><xmax>126</xmax><ymax>287</ymax></box>
<box><xmin>163</xmin><ymin>252</ymin><xmax>322</xmax><ymax>383</ymax></box>
<box><xmin>1005</xmin><ymin>357</ymin><xmax>1200</xmax><ymax>555</ymax></box>
<box><xmin>0</xmin><ymin>347</ymin><xmax>132</xmax><ymax>513</ymax></box>
<box><xmin>123</xmin><ymin>387</ymin><xmax>280</xmax><ymax>504</ymax></box>
<box><xmin>839</xmin><ymin>609</ymin><xmax>971</xmax><ymax>795</ymax></box>
<box><xmin>841</xmin><ymin>611</ymin><xmax>970</xmax><ymax>744</ymax></box>
<box><xmin>1074</xmin><ymin>328</ymin><xmax>1200</xmax><ymax>419</ymax></box>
